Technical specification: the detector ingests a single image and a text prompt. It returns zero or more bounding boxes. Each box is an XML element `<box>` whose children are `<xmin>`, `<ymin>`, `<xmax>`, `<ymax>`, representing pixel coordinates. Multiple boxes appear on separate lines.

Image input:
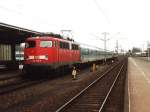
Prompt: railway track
<box><xmin>0</xmin><ymin>73</ymin><xmax>23</xmax><ymax>87</ymax></box>
<box><xmin>0</xmin><ymin>76</ymin><xmax>47</xmax><ymax>95</ymax></box>
<box><xmin>0</xmin><ymin>62</ymin><xmax>106</xmax><ymax>95</ymax></box>
<box><xmin>55</xmin><ymin>58</ymin><xmax>127</xmax><ymax>112</ymax></box>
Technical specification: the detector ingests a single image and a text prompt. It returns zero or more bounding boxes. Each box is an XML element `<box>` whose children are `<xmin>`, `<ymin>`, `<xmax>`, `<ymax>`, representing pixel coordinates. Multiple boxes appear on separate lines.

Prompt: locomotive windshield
<box><xmin>25</xmin><ymin>41</ymin><xmax>35</xmax><ymax>48</ymax></box>
<box><xmin>40</xmin><ymin>41</ymin><xmax>52</xmax><ymax>47</ymax></box>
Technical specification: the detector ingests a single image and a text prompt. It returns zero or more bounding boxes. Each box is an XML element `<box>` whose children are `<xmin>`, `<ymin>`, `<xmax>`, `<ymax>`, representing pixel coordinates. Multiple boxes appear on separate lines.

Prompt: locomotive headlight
<box><xmin>27</xmin><ymin>55</ymin><xmax>48</xmax><ymax>60</ymax></box>
<box><xmin>28</xmin><ymin>56</ymin><xmax>35</xmax><ymax>59</ymax></box>
<box><xmin>36</xmin><ymin>55</ymin><xmax>48</xmax><ymax>60</ymax></box>
<box><xmin>39</xmin><ymin>55</ymin><xmax>48</xmax><ymax>60</ymax></box>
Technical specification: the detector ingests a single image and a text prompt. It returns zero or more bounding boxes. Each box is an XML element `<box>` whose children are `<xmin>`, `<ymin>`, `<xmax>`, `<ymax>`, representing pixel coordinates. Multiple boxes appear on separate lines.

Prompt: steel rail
<box><xmin>0</xmin><ymin>74</ymin><xmax>20</xmax><ymax>81</ymax></box>
<box><xmin>0</xmin><ymin>75</ymin><xmax>23</xmax><ymax>88</ymax></box>
<box><xmin>98</xmin><ymin>62</ymin><xmax>125</xmax><ymax>112</ymax></box>
<box><xmin>0</xmin><ymin>78</ymin><xmax>48</xmax><ymax>95</ymax></box>
<box><xmin>55</xmin><ymin>61</ymin><xmax>122</xmax><ymax>112</ymax></box>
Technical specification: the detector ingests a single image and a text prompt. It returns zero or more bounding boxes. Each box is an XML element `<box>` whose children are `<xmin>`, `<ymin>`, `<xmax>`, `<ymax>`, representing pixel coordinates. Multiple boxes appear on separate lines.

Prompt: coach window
<box><xmin>40</xmin><ymin>41</ymin><xmax>52</xmax><ymax>47</ymax></box>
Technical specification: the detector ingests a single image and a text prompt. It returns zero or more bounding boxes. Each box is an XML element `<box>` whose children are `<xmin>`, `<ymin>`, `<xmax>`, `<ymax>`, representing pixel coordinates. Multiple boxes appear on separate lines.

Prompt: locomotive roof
<box><xmin>26</xmin><ymin>32</ymin><xmax>76</xmax><ymax>41</ymax></box>
<box><xmin>26</xmin><ymin>36</ymin><xmax>78</xmax><ymax>45</ymax></box>
<box><xmin>31</xmin><ymin>33</ymin><xmax>63</xmax><ymax>38</ymax></box>
<box><xmin>27</xmin><ymin>32</ymin><xmax>69</xmax><ymax>39</ymax></box>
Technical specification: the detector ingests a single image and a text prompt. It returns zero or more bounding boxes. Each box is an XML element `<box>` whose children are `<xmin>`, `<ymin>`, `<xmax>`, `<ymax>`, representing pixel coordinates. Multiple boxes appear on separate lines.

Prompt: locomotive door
<box><xmin>54</xmin><ymin>40</ymin><xmax>59</xmax><ymax>63</ymax></box>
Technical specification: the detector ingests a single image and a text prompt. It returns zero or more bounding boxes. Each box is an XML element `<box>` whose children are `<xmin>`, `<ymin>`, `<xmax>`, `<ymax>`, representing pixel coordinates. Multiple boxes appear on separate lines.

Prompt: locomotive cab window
<box><xmin>40</xmin><ymin>41</ymin><xmax>52</xmax><ymax>47</ymax></box>
<box><xmin>25</xmin><ymin>41</ymin><xmax>36</xmax><ymax>48</ymax></box>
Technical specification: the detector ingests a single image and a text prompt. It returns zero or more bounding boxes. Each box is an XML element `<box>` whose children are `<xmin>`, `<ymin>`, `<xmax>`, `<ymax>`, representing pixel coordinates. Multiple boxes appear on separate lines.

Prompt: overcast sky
<box><xmin>0</xmin><ymin>0</ymin><xmax>150</xmax><ymax>51</ymax></box>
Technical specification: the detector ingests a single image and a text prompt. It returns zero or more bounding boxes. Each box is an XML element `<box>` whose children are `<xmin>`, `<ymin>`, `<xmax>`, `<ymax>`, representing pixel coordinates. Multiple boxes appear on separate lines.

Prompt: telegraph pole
<box><xmin>91</xmin><ymin>32</ymin><xmax>121</xmax><ymax>62</ymax></box>
<box><xmin>101</xmin><ymin>32</ymin><xmax>109</xmax><ymax>62</ymax></box>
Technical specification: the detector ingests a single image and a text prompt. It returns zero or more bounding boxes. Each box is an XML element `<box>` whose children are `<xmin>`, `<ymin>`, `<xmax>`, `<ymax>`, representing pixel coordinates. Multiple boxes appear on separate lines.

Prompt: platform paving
<box><xmin>127</xmin><ymin>57</ymin><xmax>150</xmax><ymax>112</ymax></box>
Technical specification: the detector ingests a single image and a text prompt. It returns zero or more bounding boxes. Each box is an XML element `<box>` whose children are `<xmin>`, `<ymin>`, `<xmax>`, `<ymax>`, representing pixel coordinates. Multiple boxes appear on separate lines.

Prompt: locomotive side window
<box><xmin>60</xmin><ymin>42</ymin><xmax>63</xmax><ymax>48</ymax></box>
<box><xmin>25</xmin><ymin>41</ymin><xmax>35</xmax><ymax>48</ymax></box>
<box><xmin>40</xmin><ymin>41</ymin><xmax>52</xmax><ymax>47</ymax></box>
<box><xmin>72</xmin><ymin>44</ymin><xmax>79</xmax><ymax>50</ymax></box>
<box><xmin>60</xmin><ymin>42</ymin><xmax>69</xmax><ymax>49</ymax></box>
<box><xmin>65</xmin><ymin>43</ymin><xmax>69</xmax><ymax>49</ymax></box>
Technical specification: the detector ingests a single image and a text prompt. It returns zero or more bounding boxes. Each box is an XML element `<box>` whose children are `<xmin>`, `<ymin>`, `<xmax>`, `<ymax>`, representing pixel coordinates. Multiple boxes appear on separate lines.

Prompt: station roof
<box><xmin>0</xmin><ymin>22</ymin><xmax>42</xmax><ymax>44</ymax></box>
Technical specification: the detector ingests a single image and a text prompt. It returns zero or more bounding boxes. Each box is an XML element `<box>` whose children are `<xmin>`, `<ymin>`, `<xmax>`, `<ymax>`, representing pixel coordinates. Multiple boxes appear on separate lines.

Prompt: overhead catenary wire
<box><xmin>0</xmin><ymin>4</ymin><xmax>60</xmax><ymax>32</ymax></box>
<box><xmin>93</xmin><ymin>0</ymin><xmax>111</xmax><ymax>24</ymax></box>
<box><xmin>0</xmin><ymin>5</ymin><xmax>22</xmax><ymax>15</ymax></box>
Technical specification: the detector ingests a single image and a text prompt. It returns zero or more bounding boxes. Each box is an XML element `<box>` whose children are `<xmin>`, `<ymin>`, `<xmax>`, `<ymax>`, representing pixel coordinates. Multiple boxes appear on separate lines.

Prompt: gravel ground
<box><xmin>0</xmin><ymin>62</ymin><xmax>117</xmax><ymax>112</ymax></box>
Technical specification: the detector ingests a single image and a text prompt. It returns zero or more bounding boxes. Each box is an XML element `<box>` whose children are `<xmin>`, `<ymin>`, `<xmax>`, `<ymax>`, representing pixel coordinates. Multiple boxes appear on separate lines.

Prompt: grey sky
<box><xmin>0</xmin><ymin>0</ymin><xmax>150</xmax><ymax>51</ymax></box>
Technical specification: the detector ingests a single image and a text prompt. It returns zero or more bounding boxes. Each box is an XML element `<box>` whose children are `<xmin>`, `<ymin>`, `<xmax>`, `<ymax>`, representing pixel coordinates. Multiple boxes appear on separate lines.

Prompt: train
<box><xmin>23</xmin><ymin>33</ymin><xmax>116</xmax><ymax>76</ymax></box>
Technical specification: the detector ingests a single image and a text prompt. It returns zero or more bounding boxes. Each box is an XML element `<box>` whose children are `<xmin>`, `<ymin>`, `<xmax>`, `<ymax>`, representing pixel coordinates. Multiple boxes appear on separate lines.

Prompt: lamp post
<box><xmin>147</xmin><ymin>41</ymin><xmax>150</xmax><ymax>61</ymax></box>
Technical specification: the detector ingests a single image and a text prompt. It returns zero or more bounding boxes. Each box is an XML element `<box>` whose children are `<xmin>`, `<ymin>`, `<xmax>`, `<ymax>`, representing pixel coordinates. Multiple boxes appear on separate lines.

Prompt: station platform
<box><xmin>125</xmin><ymin>57</ymin><xmax>150</xmax><ymax>112</ymax></box>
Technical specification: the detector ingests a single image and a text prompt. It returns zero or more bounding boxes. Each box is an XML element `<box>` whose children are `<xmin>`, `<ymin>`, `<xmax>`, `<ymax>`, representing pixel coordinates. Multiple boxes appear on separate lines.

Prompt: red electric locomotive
<box><xmin>23</xmin><ymin>35</ymin><xmax>80</xmax><ymax>74</ymax></box>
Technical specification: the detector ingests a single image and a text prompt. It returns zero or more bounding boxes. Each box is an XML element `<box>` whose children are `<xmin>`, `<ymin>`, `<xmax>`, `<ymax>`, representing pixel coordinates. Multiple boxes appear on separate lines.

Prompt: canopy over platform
<box><xmin>0</xmin><ymin>22</ymin><xmax>42</xmax><ymax>44</ymax></box>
